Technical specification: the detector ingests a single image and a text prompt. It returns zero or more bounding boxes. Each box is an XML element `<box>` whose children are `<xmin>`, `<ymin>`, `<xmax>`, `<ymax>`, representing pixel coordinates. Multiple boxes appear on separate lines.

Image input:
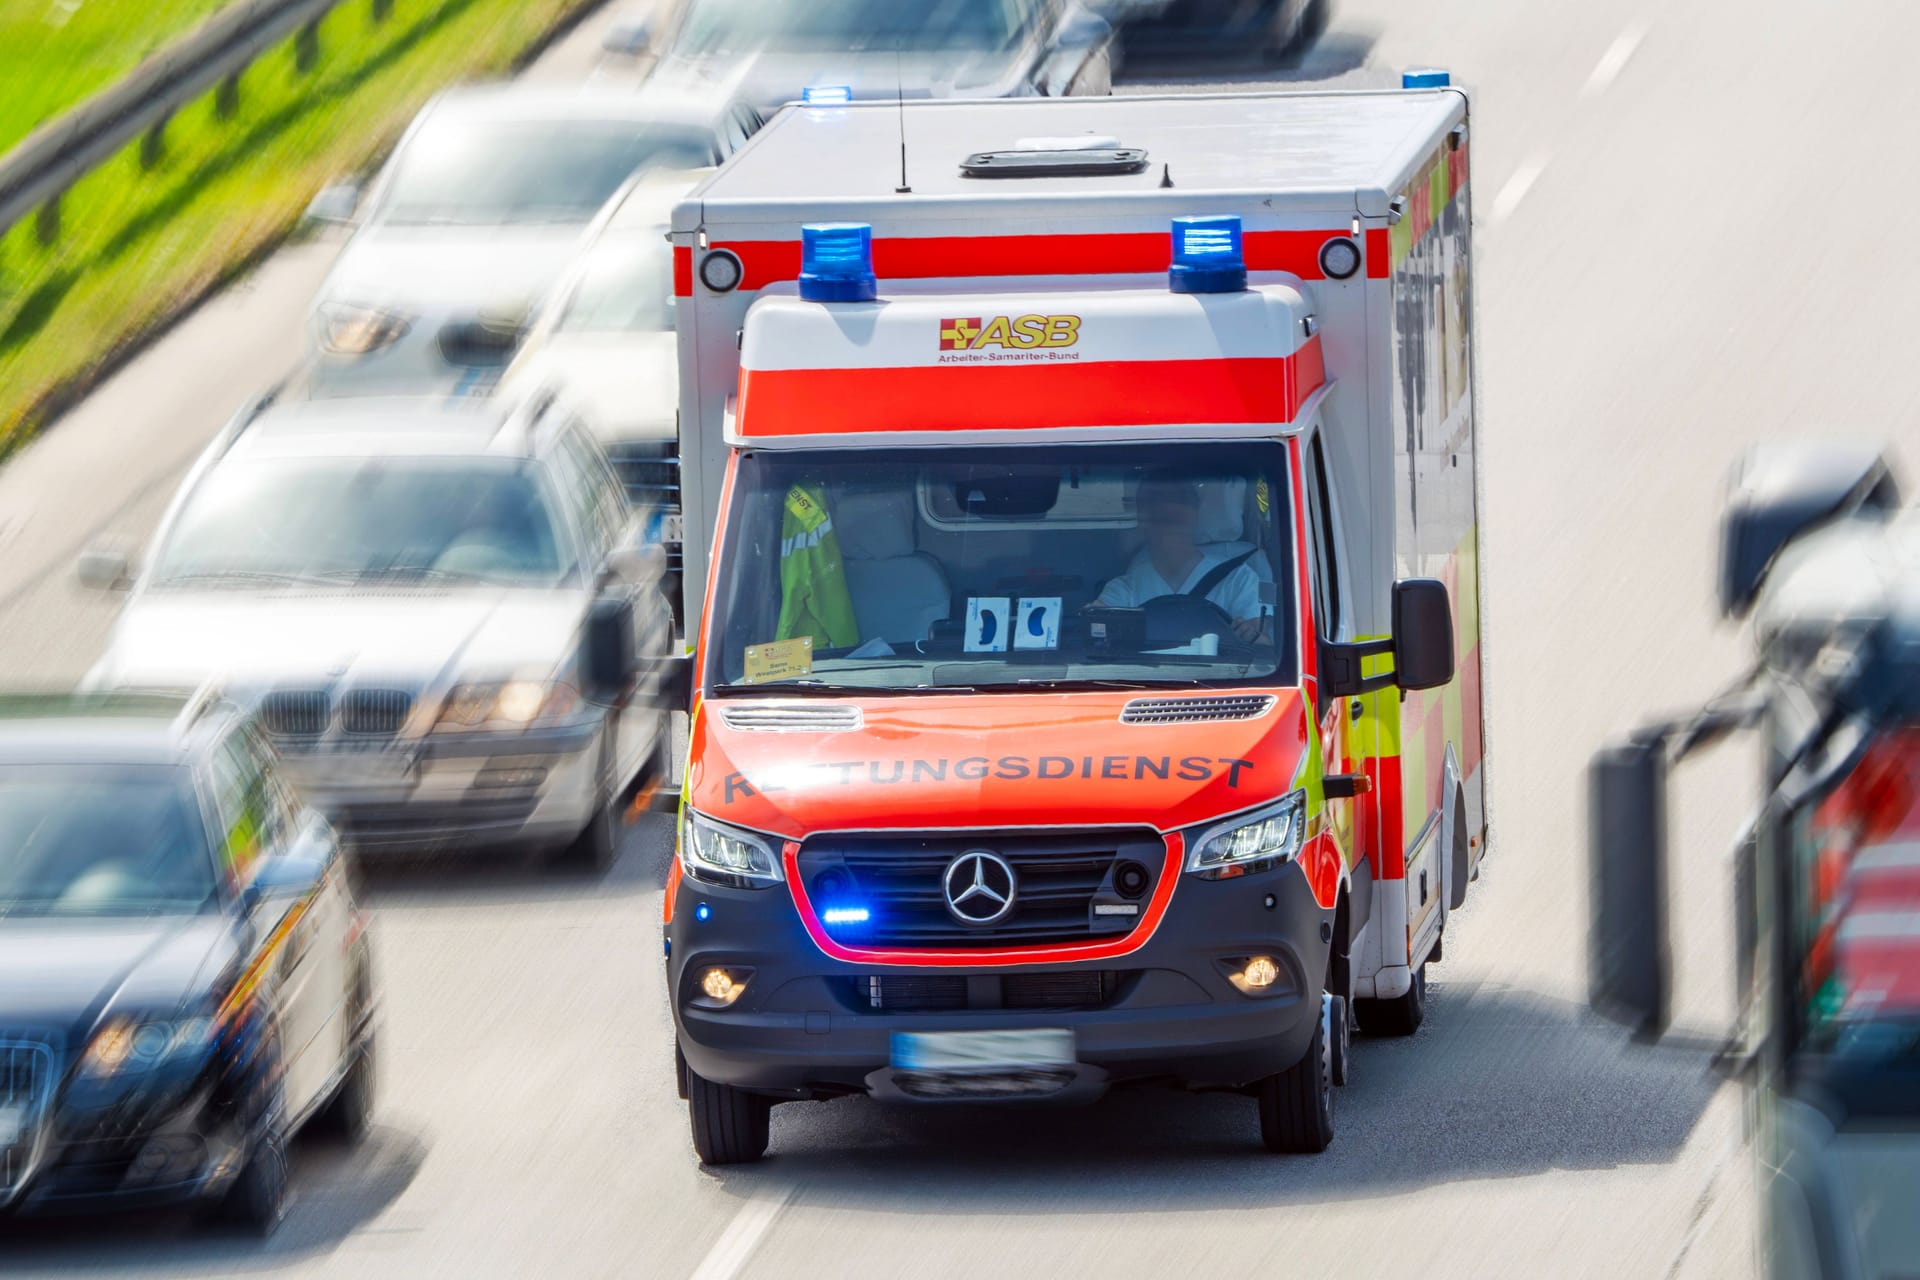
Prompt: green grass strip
<box><xmin>0</xmin><ymin>0</ymin><xmax>232</xmax><ymax>157</ymax></box>
<box><xmin>0</xmin><ymin>0</ymin><xmax>602</xmax><ymax>450</ymax></box>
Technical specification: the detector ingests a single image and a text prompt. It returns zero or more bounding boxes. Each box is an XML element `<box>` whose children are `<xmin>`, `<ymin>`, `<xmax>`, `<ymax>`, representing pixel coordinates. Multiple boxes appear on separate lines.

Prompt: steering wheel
<box><xmin>1141</xmin><ymin>595</ymin><xmax>1240</xmax><ymax>651</ymax></box>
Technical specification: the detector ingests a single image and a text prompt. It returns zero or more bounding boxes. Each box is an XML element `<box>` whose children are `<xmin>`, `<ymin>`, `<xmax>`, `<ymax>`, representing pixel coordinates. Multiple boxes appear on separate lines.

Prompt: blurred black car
<box><xmin>1105</xmin><ymin>0</ymin><xmax>1327</xmax><ymax>64</ymax></box>
<box><xmin>0</xmin><ymin>693</ymin><xmax>373</xmax><ymax>1232</ymax></box>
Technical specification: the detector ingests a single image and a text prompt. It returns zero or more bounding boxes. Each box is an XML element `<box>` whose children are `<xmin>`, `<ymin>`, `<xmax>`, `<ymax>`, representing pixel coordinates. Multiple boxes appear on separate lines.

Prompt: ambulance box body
<box><xmin>662</xmin><ymin>88</ymin><xmax>1487</xmax><ymax>1161</ymax></box>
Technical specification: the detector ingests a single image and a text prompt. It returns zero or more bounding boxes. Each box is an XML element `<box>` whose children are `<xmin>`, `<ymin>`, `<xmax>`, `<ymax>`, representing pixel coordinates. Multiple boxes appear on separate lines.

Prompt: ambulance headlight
<box><xmin>681</xmin><ymin>812</ymin><xmax>784</xmax><ymax>888</ymax></box>
<box><xmin>1169</xmin><ymin>215</ymin><xmax>1246</xmax><ymax>294</ymax></box>
<box><xmin>1188</xmin><ymin>790</ymin><xmax>1307</xmax><ymax>877</ymax></box>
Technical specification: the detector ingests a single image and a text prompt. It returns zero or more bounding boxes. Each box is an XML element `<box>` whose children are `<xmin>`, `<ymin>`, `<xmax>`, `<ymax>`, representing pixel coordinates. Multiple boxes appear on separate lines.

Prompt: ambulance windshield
<box><xmin>706</xmin><ymin>443</ymin><xmax>1297</xmax><ymax>693</ymax></box>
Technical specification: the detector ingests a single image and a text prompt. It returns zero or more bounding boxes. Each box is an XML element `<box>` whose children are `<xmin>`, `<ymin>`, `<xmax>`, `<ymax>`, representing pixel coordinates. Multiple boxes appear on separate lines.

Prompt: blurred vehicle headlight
<box><xmin>80</xmin><ymin>1016</ymin><xmax>217</xmax><ymax>1078</ymax></box>
<box><xmin>436</xmin><ymin>679</ymin><xmax>581</xmax><ymax>730</ymax></box>
<box><xmin>1188</xmin><ymin>790</ymin><xmax>1307</xmax><ymax>877</ymax></box>
<box><xmin>681</xmin><ymin>812</ymin><xmax>783</xmax><ymax>888</ymax></box>
<box><xmin>318</xmin><ymin>303</ymin><xmax>412</xmax><ymax>355</ymax></box>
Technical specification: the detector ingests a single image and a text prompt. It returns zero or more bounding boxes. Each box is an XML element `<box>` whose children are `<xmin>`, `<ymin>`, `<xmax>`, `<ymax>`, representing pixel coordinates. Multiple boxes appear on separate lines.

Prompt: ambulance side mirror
<box><xmin>1389</xmin><ymin>577</ymin><xmax>1454</xmax><ymax>692</ymax></box>
<box><xmin>1317</xmin><ymin>578</ymin><xmax>1453</xmax><ymax>697</ymax></box>
<box><xmin>1588</xmin><ymin>734</ymin><xmax>1672</xmax><ymax>1041</ymax></box>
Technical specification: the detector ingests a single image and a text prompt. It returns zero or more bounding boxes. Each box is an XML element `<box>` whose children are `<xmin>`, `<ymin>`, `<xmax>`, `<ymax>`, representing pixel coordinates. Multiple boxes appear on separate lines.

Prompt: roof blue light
<box><xmin>799</xmin><ymin>223</ymin><xmax>878</xmax><ymax>303</ymax></box>
<box><xmin>1402</xmin><ymin>68</ymin><xmax>1451</xmax><ymax>88</ymax></box>
<box><xmin>802</xmin><ymin>84</ymin><xmax>853</xmax><ymax>105</ymax></box>
<box><xmin>822</xmin><ymin>906</ymin><xmax>870</xmax><ymax>925</ymax></box>
<box><xmin>1169</xmin><ymin>215</ymin><xmax>1246</xmax><ymax>295</ymax></box>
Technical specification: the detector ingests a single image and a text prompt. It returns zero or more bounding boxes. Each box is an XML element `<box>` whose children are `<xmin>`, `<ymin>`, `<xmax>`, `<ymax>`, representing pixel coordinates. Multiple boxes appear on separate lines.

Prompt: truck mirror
<box><xmin>1390</xmin><ymin>578</ymin><xmax>1454</xmax><ymax>691</ymax></box>
<box><xmin>584</xmin><ymin>596</ymin><xmax>637</xmax><ymax>700</ymax></box>
<box><xmin>1718</xmin><ymin>443</ymin><xmax>1899</xmax><ymax>619</ymax></box>
<box><xmin>643</xmin><ymin>654</ymin><xmax>693</xmax><ymax>712</ymax></box>
<box><xmin>75</xmin><ymin>547</ymin><xmax>133</xmax><ymax>591</ymax></box>
<box><xmin>1588</xmin><ymin>735</ymin><xmax>1671</xmax><ymax>1040</ymax></box>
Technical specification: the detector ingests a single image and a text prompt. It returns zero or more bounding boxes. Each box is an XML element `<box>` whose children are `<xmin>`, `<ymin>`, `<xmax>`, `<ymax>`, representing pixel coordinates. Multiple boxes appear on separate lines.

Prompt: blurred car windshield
<box><xmin>679</xmin><ymin>0</ymin><xmax>1024</xmax><ymax>54</ymax></box>
<box><xmin>152</xmin><ymin>459</ymin><xmax>572</xmax><ymax>588</ymax></box>
<box><xmin>380</xmin><ymin>117</ymin><xmax>719</xmax><ymax>225</ymax></box>
<box><xmin>0</xmin><ymin>766</ymin><xmax>215</xmax><ymax>917</ymax></box>
<box><xmin>559</xmin><ymin>234</ymin><xmax>675</xmax><ymax>333</ymax></box>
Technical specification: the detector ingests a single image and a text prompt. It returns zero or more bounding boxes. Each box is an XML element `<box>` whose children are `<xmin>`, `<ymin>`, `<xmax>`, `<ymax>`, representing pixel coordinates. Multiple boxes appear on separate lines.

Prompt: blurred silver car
<box><xmin>611</xmin><ymin>0</ymin><xmax>1117</xmax><ymax>108</ymax></box>
<box><xmin>78</xmin><ymin>393</ymin><xmax>678</xmax><ymax>870</ymax></box>
<box><xmin>300</xmin><ymin>85</ymin><xmax>763</xmax><ymax>398</ymax></box>
<box><xmin>502</xmin><ymin>168</ymin><xmax>698</xmax><ymax>620</ymax></box>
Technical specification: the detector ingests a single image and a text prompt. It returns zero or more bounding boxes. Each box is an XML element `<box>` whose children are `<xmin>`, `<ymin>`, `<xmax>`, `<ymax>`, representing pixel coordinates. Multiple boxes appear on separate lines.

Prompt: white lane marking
<box><xmin>688</xmin><ymin>1184</ymin><xmax>796</xmax><ymax>1280</ymax></box>
<box><xmin>1487</xmin><ymin>156</ymin><xmax>1549</xmax><ymax>225</ymax></box>
<box><xmin>1582</xmin><ymin>20</ymin><xmax>1650</xmax><ymax>98</ymax></box>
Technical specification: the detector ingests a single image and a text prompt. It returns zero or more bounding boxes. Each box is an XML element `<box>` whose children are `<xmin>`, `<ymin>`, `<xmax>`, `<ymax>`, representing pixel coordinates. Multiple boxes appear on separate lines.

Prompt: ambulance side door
<box><xmin>1302</xmin><ymin>430</ymin><xmax>1363</xmax><ymax>873</ymax></box>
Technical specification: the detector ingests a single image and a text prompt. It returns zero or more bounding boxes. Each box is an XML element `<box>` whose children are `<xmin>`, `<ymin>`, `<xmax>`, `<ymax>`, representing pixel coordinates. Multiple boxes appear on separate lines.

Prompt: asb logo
<box><xmin>938</xmin><ymin>314</ymin><xmax>1081</xmax><ymax>352</ymax></box>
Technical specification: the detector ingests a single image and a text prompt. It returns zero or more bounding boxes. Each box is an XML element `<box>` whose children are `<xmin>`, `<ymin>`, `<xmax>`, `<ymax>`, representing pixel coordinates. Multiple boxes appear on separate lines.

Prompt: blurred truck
<box><xmin>660</xmin><ymin>77</ymin><xmax>1487</xmax><ymax>1162</ymax></box>
<box><xmin>1591</xmin><ymin>445</ymin><xmax>1920</xmax><ymax>1279</ymax></box>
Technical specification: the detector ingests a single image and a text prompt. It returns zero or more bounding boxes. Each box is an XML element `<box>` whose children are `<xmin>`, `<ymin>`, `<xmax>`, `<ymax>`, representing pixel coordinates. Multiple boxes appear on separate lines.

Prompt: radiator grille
<box><xmin>0</xmin><ymin>1040</ymin><xmax>52</xmax><ymax>1198</ymax></box>
<box><xmin>260</xmin><ymin>689</ymin><xmax>328</xmax><ymax>737</ymax></box>
<box><xmin>719</xmin><ymin>704</ymin><xmax>862</xmax><ymax>732</ymax></box>
<box><xmin>340</xmin><ymin>688</ymin><xmax>412</xmax><ymax>736</ymax></box>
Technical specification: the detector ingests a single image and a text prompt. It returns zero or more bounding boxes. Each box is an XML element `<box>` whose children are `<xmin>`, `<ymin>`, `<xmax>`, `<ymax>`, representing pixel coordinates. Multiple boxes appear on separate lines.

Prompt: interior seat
<box><xmin>836</xmin><ymin>490</ymin><xmax>951</xmax><ymax>646</ymax></box>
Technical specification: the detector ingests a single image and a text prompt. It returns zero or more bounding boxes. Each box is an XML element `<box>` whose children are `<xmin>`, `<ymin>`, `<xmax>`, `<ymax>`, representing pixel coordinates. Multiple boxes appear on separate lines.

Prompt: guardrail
<box><xmin>0</xmin><ymin>0</ymin><xmax>360</xmax><ymax>238</ymax></box>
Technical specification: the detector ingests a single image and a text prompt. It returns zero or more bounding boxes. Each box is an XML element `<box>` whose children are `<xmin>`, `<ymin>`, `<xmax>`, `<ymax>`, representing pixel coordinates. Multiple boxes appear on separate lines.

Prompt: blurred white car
<box><xmin>501</xmin><ymin>168</ymin><xmax>697</xmax><ymax>620</ymax></box>
<box><xmin>79</xmin><ymin>392</ymin><xmax>679</xmax><ymax>871</ymax></box>
<box><xmin>608</xmin><ymin>0</ymin><xmax>1117</xmax><ymax>109</ymax></box>
<box><xmin>301</xmin><ymin>85</ymin><xmax>764</xmax><ymax>397</ymax></box>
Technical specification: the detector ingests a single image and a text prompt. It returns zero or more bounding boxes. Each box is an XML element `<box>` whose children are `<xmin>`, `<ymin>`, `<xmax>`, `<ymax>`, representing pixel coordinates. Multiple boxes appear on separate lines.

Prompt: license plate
<box><xmin>891</xmin><ymin>1028</ymin><xmax>1074</xmax><ymax>1073</ymax></box>
<box><xmin>0</xmin><ymin>1105</ymin><xmax>25</xmax><ymax>1146</ymax></box>
<box><xmin>645</xmin><ymin>511</ymin><xmax>684</xmax><ymax>545</ymax></box>
<box><xmin>303</xmin><ymin>750</ymin><xmax>416</xmax><ymax>788</ymax></box>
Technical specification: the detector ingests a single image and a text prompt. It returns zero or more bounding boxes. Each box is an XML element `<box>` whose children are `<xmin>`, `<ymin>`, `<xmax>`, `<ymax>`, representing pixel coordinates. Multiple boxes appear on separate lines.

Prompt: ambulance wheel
<box><xmin>686</xmin><ymin>1068</ymin><xmax>771</xmax><ymax>1165</ymax></box>
<box><xmin>1258</xmin><ymin>993</ymin><xmax>1335</xmax><ymax>1153</ymax></box>
<box><xmin>1357</xmin><ymin>963</ymin><xmax>1427</xmax><ymax>1037</ymax></box>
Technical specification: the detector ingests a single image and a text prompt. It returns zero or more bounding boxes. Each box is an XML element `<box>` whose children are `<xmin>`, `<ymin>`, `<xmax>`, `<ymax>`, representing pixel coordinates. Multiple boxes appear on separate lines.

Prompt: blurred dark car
<box><xmin>0</xmin><ymin>693</ymin><xmax>373</xmax><ymax>1233</ymax></box>
<box><xmin>1106</xmin><ymin>0</ymin><xmax>1327</xmax><ymax>64</ymax></box>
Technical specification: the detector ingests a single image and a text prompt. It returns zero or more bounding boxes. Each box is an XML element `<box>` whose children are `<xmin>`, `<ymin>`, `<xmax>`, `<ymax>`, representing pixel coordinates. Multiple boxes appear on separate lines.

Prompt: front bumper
<box><xmin>279</xmin><ymin>719</ymin><xmax>603</xmax><ymax>854</ymax></box>
<box><xmin>668</xmin><ymin>856</ymin><xmax>1333</xmax><ymax>1100</ymax></box>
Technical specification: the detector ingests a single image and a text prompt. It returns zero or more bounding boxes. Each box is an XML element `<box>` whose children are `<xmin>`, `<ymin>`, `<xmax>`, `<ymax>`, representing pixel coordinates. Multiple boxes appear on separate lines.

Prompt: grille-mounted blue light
<box><xmin>799</xmin><ymin>222</ymin><xmax>878</xmax><ymax>303</ymax></box>
<box><xmin>1169</xmin><ymin>215</ymin><xmax>1246</xmax><ymax>295</ymax></box>
<box><xmin>822</xmin><ymin>906</ymin><xmax>870</xmax><ymax>925</ymax></box>
<box><xmin>802</xmin><ymin>84</ymin><xmax>852</xmax><ymax>105</ymax></box>
<box><xmin>1402</xmin><ymin>68</ymin><xmax>1451</xmax><ymax>88</ymax></box>
<box><xmin>694</xmin><ymin>902</ymin><xmax>712</xmax><ymax>923</ymax></box>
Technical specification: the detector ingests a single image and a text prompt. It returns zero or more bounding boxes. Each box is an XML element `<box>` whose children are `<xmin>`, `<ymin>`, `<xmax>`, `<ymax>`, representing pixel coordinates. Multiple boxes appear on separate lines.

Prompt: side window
<box><xmin>210</xmin><ymin>735</ymin><xmax>280</xmax><ymax>883</ymax></box>
<box><xmin>545</xmin><ymin>427</ymin><xmax>611</xmax><ymax>562</ymax></box>
<box><xmin>1307</xmin><ymin>435</ymin><xmax>1343</xmax><ymax>637</ymax></box>
<box><xmin>562</xmin><ymin>426</ymin><xmax>630</xmax><ymax>550</ymax></box>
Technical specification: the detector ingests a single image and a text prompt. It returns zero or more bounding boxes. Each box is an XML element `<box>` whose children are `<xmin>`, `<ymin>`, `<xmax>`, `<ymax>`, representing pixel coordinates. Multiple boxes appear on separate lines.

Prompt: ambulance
<box><xmin>661</xmin><ymin>78</ymin><xmax>1489</xmax><ymax>1163</ymax></box>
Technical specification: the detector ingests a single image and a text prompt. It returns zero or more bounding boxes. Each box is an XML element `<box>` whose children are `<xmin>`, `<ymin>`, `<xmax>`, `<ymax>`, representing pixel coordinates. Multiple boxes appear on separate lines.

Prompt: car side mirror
<box><xmin>643</xmin><ymin>653</ymin><xmax>693</xmax><ymax>712</ymax></box>
<box><xmin>602</xmin><ymin>18</ymin><xmax>654</xmax><ymax>56</ymax></box>
<box><xmin>584</xmin><ymin>595</ymin><xmax>638</xmax><ymax>700</ymax></box>
<box><xmin>1588</xmin><ymin>735</ymin><xmax>1671</xmax><ymax>1041</ymax></box>
<box><xmin>76</xmin><ymin>547</ymin><xmax>133</xmax><ymax>591</ymax></box>
<box><xmin>240</xmin><ymin>850</ymin><xmax>327</xmax><ymax>914</ymax></box>
<box><xmin>304</xmin><ymin>182</ymin><xmax>362</xmax><ymax>226</ymax></box>
<box><xmin>1317</xmin><ymin>577</ymin><xmax>1454</xmax><ymax>698</ymax></box>
<box><xmin>1717</xmin><ymin>443</ymin><xmax>1898</xmax><ymax>619</ymax></box>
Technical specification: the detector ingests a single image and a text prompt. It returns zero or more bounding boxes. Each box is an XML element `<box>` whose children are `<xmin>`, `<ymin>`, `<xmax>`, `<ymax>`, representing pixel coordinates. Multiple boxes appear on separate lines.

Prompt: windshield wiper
<box><xmin>154</xmin><ymin>569</ymin><xmax>321</xmax><ymax>589</ymax></box>
<box><xmin>319</xmin><ymin>565</ymin><xmax>488</xmax><ymax>585</ymax></box>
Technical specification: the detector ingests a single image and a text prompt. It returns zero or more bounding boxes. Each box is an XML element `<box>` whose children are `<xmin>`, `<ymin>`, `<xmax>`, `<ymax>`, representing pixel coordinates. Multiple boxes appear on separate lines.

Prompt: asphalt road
<box><xmin>10</xmin><ymin>0</ymin><xmax>1917</xmax><ymax>1274</ymax></box>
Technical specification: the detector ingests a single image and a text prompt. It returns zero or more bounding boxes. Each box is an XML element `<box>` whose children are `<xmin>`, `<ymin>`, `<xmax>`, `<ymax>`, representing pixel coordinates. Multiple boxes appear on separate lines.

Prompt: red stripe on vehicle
<box><xmin>691</xmin><ymin>229</ymin><xmax>1352</xmax><ymax>295</ymax></box>
<box><xmin>739</xmin><ymin>339</ymin><xmax>1323</xmax><ymax>437</ymax></box>
<box><xmin>786</xmin><ymin>835</ymin><xmax>1185</xmax><ymax>967</ymax></box>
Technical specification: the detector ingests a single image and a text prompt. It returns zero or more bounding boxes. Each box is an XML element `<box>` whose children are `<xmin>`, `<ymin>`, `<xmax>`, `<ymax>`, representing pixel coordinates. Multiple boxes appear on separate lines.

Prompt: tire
<box><xmin>1301</xmin><ymin>0</ymin><xmax>1330</xmax><ymax>41</ymax></box>
<box><xmin>554</xmin><ymin>736</ymin><xmax>620</xmax><ymax>873</ymax></box>
<box><xmin>218</xmin><ymin>1132</ymin><xmax>289</xmax><ymax>1235</ymax></box>
<box><xmin>1329</xmin><ymin>994</ymin><xmax>1351</xmax><ymax>1088</ymax></box>
<box><xmin>1257</xmin><ymin>993</ymin><xmax>1335</xmax><ymax>1153</ymax></box>
<box><xmin>686</xmin><ymin>1066</ymin><xmax>771</xmax><ymax>1165</ymax></box>
<box><xmin>1357</xmin><ymin>963</ymin><xmax>1427</xmax><ymax>1037</ymax></box>
<box><xmin>1260</xmin><ymin>0</ymin><xmax>1313</xmax><ymax>66</ymax></box>
<box><xmin>312</xmin><ymin>978</ymin><xmax>374</xmax><ymax>1145</ymax></box>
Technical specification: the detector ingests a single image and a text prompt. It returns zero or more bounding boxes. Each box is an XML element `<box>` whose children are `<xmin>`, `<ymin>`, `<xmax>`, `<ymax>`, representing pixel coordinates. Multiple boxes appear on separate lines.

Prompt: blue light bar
<box><xmin>802</xmin><ymin>84</ymin><xmax>853</xmax><ymax>105</ymax></box>
<box><xmin>822</xmin><ymin>906</ymin><xmax>870</xmax><ymax>925</ymax></box>
<box><xmin>799</xmin><ymin>222</ymin><xmax>878</xmax><ymax>303</ymax></box>
<box><xmin>1169</xmin><ymin>215</ymin><xmax>1246</xmax><ymax>295</ymax></box>
<box><xmin>1402</xmin><ymin>68</ymin><xmax>1451</xmax><ymax>88</ymax></box>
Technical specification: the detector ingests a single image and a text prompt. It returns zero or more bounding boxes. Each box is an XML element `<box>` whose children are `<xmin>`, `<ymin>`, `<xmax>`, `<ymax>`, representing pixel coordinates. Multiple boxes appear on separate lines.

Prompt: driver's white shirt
<box><xmin>1095</xmin><ymin>548</ymin><xmax>1262</xmax><ymax>620</ymax></box>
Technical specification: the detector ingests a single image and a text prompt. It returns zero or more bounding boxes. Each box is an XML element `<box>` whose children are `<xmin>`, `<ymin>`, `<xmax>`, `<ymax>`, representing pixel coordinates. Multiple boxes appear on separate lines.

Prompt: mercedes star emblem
<box><xmin>943</xmin><ymin>849</ymin><xmax>1017</xmax><ymax>925</ymax></box>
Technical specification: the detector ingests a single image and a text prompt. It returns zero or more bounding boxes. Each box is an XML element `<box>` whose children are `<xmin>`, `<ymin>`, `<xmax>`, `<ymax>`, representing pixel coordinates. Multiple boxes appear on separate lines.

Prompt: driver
<box><xmin>1094</xmin><ymin>479</ymin><xmax>1266</xmax><ymax>642</ymax></box>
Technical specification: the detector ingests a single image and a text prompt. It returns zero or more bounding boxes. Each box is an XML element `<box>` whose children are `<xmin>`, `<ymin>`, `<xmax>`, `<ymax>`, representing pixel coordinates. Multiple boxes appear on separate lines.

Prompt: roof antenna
<box><xmin>894</xmin><ymin>49</ymin><xmax>911</xmax><ymax>194</ymax></box>
<box><xmin>1159</xmin><ymin>163</ymin><xmax>1174</xmax><ymax>189</ymax></box>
